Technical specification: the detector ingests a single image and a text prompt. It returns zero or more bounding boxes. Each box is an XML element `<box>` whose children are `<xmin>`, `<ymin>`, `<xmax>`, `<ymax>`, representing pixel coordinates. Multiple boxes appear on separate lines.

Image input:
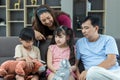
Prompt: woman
<box><xmin>33</xmin><ymin>4</ymin><xmax>72</xmax><ymax>41</ymax></box>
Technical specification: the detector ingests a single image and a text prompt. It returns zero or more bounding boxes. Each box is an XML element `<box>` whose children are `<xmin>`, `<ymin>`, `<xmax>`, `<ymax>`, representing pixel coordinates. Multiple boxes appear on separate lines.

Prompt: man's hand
<box><xmin>79</xmin><ymin>70</ymin><xmax>87</xmax><ymax>80</ymax></box>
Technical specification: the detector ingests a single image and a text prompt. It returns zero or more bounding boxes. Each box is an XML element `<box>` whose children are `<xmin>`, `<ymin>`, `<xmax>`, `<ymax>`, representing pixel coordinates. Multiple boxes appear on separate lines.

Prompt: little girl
<box><xmin>14</xmin><ymin>28</ymin><xmax>41</xmax><ymax>80</ymax></box>
<box><xmin>47</xmin><ymin>26</ymin><xmax>76</xmax><ymax>80</ymax></box>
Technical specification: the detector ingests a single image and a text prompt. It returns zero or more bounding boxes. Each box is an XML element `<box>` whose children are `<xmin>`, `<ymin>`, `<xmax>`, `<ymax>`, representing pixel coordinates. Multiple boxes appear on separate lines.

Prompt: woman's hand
<box><xmin>34</xmin><ymin>30</ymin><xmax>46</xmax><ymax>40</ymax></box>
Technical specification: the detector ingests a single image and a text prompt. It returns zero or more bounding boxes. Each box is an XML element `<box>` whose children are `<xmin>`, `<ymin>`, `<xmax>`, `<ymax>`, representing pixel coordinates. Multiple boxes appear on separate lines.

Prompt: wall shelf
<box><xmin>8</xmin><ymin>21</ymin><xmax>24</xmax><ymax>23</ymax></box>
<box><xmin>0</xmin><ymin>6</ymin><xmax>6</xmax><ymax>8</ymax></box>
<box><xmin>25</xmin><ymin>5</ymin><xmax>40</xmax><ymax>7</ymax></box>
<box><xmin>0</xmin><ymin>0</ymin><xmax>61</xmax><ymax>36</ymax></box>
<box><xmin>88</xmin><ymin>10</ymin><xmax>105</xmax><ymax>13</ymax></box>
<box><xmin>7</xmin><ymin>9</ymin><xmax>24</xmax><ymax>11</ymax></box>
<box><xmin>73</xmin><ymin>0</ymin><xmax>105</xmax><ymax>37</ymax></box>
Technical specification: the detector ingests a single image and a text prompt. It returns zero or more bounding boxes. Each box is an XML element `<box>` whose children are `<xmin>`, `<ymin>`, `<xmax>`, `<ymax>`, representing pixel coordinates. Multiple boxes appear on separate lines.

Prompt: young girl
<box><xmin>14</xmin><ymin>28</ymin><xmax>41</xmax><ymax>80</ymax></box>
<box><xmin>47</xmin><ymin>26</ymin><xmax>76</xmax><ymax>80</ymax></box>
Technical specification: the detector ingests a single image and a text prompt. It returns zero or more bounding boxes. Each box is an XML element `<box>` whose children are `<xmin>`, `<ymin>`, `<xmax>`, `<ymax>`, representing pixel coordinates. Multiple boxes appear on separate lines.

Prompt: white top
<box><xmin>14</xmin><ymin>45</ymin><xmax>41</xmax><ymax>60</ymax></box>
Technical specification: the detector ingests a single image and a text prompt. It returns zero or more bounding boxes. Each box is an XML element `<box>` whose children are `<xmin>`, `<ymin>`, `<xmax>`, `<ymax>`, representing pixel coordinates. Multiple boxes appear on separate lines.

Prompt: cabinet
<box><xmin>0</xmin><ymin>0</ymin><xmax>61</xmax><ymax>36</ymax></box>
<box><xmin>73</xmin><ymin>0</ymin><xmax>105</xmax><ymax>37</ymax></box>
<box><xmin>24</xmin><ymin>0</ymin><xmax>61</xmax><ymax>28</ymax></box>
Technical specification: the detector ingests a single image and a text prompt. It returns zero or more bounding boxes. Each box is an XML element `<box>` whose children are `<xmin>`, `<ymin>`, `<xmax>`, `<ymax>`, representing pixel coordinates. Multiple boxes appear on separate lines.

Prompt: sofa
<box><xmin>0</xmin><ymin>37</ymin><xmax>120</xmax><ymax>80</ymax></box>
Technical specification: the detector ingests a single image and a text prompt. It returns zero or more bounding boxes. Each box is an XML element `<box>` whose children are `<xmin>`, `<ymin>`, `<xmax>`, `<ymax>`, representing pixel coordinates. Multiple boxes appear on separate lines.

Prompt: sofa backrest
<box><xmin>0</xmin><ymin>37</ymin><xmax>120</xmax><ymax>64</ymax></box>
<box><xmin>0</xmin><ymin>37</ymin><xmax>20</xmax><ymax>57</ymax></box>
<box><xmin>39</xmin><ymin>39</ymin><xmax>51</xmax><ymax>62</ymax></box>
<box><xmin>0</xmin><ymin>37</ymin><xmax>20</xmax><ymax>64</ymax></box>
<box><xmin>116</xmin><ymin>39</ymin><xmax>120</xmax><ymax>53</ymax></box>
<box><xmin>115</xmin><ymin>38</ymin><xmax>120</xmax><ymax>59</ymax></box>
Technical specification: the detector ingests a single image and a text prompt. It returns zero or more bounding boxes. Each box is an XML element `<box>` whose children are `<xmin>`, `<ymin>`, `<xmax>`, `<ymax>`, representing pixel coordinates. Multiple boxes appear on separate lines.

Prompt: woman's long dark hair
<box><xmin>50</xmin><ymin>26</ymin><xmax>75</xmax><ymax>65</ymax></box>
<box><xmin>33</xmin><ymin>4</ymin><xmax>59</xmax><ymax>37</ymax></box>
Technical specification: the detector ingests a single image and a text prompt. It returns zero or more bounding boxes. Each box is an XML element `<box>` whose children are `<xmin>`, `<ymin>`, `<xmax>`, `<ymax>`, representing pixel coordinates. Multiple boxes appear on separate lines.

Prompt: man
<box><xmin>76</xmin><ymin>16</ymin><xmax>120</xmax><ymax>80</ymax></box>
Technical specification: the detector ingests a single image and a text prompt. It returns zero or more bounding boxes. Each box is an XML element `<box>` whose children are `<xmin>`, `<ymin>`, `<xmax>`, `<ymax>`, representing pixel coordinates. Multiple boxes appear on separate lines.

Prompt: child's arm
<box><xmin>71</xmin><ymin>65</ymin><xmax>77</xmax><ymax>72</ymax></box>
<box><xmin>14</xmin><ymin>45</ymin><xmax>23</xmax><ymax>60</ymax></box>
<box><xmin>75</xmin><ymin>59</ymin><xmax>81</xmax><ymax>80</ymax></box>
<box><xmin>70</xmin><ymin>57</ymin><xmax>77</xmax><ymax>72</ymax></box>
<box><xmin>17</xmin><ymin>56</ymin><xmax>34</xmax><ymax>71</ymax></box>
<box><xmin>47</xmin><ymin>48</ymin><xmax>57</xmax><ymax>73</ymax></box>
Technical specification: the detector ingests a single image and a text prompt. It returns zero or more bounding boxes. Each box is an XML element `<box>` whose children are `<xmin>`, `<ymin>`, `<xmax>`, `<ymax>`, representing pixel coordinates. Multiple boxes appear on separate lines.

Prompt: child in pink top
<box><xmin>47</xmin><ymin>26</ymin><xmax>76</xmax><ymax>80</ymax></box>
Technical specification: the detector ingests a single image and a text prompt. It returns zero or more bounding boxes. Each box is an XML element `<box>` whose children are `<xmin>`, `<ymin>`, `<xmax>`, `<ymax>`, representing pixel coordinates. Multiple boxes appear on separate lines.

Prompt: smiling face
<box><xmin>81</xmin><ymin>20</ymin><xmax>99</xmax><ymax>40</ymax></box>
<box><xmin>39</xmin><ymin>12</ymin><xmax>54</xmax><ymax>28</ymax></box>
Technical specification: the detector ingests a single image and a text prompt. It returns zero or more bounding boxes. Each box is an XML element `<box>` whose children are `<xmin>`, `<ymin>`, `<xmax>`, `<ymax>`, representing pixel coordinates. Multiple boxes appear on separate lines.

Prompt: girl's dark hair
<box><xmin>51</xmin><ymin>26</ymin><xmax>75</xmax><ymax>65</ymax></box>
<box><xmin>33</xmin><ymin>4</ymin><xmax>59</xmax><ymax>37</ymax></box>
<box><xmin>19</xmin><ymin>27</ymin><xmax>35</xmax><ymax>41</ymax></box>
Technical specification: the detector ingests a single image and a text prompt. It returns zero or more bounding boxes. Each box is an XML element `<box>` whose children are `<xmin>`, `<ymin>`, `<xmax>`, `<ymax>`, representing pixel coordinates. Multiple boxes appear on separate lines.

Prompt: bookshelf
<box><xmin>73</xmin><ymin>0</ymin><xmax>105</xmax><ymax>37</ymax></box>
<box><xmin>0</xmin><ymin>0</ymin><xmax>61</xmax><ymax>36</ymax></box>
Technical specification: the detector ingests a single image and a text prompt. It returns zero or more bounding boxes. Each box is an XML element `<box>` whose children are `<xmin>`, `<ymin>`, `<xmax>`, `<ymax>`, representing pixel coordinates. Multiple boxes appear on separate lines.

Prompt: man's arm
<box><xmin>98</xmin><ymin>54</ymin><xmax>116</xmax><ymax>69</ymax></box>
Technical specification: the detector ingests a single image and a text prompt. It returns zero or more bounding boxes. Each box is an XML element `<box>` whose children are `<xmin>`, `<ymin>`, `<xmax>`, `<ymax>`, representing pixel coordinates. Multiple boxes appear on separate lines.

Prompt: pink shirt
<box><xmin>49</xmin><ymin>45</ymin><xmax>70</xmax><ymax>69</ymax></box>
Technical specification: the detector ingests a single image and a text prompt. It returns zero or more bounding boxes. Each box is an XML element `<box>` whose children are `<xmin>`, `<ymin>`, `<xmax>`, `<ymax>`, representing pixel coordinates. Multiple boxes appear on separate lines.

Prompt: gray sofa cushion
<box><xmin>0</xmin><ymin>37</ymin><xmax>20</xmax><ymax>57</ymax></box>
<box><xmin>39</xmin><ymin>39</ymin><xmax>51</xmax><ymax>62</ymax></box>
<box><xmin>0</xmin><ymin>37</ymin><xmax>20</xmax><ymax>64</ymax></box>
<box><xmin>116</xmin><ymin>38</ymin><xmax>120</xmax><ymax>54</ymax></box>
<box><xmin>115</xmin><ymin>38</ymin><xmax>120</xmax><ymax>60</ymax></box>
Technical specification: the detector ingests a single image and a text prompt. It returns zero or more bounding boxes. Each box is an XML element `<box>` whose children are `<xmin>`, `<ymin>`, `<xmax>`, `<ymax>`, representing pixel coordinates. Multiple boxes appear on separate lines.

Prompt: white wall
<box><xmin>105</xmin><ymin>0</ymin><xmax>120</xmax><ymax>39</ymax></box>
<box><xmin>61</xmin><ymin>0</ymin><xmax>73</xmax><ymax>28</ymax></box>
